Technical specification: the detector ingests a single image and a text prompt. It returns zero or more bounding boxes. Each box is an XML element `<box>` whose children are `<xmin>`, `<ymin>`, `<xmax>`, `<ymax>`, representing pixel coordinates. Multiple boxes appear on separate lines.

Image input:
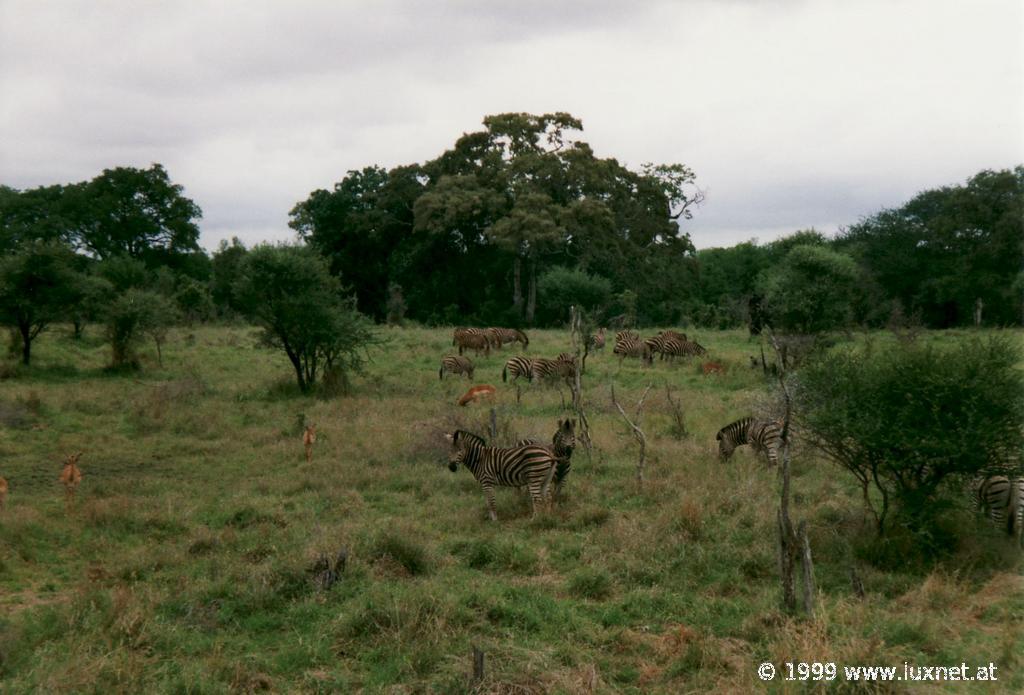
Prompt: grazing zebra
<box><xmin>517</xmin><ymin>418</ymin><xmax>577</xmax><ymax>500</ymax></box>
<box><xmin>660</xmin><ymin>330</ymin><xmax>687</xmax><ymax>342</ymax></box>
<box><xmin>487</xmin><ymin>327</ymin><xmax>529</xmax><ymax>350</ymax></box>
<box><xmin>439</xmin><ymin>355</ymin><xmax>475</xmax><ymax>380</ymax></box>
<box><xmin>445</xmin><ymin>430</ymin><xmax>557</xmax><ymax>521</ymax></box>
<box><xmin>454</xmin><ymin>330</ymin><xmax>491</xmax><ymax>357</ymax></box>
<box><xmin>615</xmin><ymin>330</ymin><xmax>639</xmax><ymax>344</ymax></box>
<box><xmin>587</xmin><ymin>328</ymin><xmax>606</xmax><ymax>351</ymax></box>
<box><xmin>531</xmin><ymin>355</ymin><xmax>575</xmax><ymax>383</ymax></box>
<box><xmin>660</xmin><ymin>337</ymin><xmax>707</xmax><ymax>361</ymax></box>
<box><xmin>613</xmin><ymin>337</ymin><xmax>652</xmax><ymax>365</ymax></box>
<box><xmin>972</xmin><ymin>475</ymin><xmax>1024</xmax><ymax>540</ymax></box>
<box><xmin>716</xmin><ymin>417</ymin><xmax>782</xmax><ymax>467</ymax></box>
<box><xmin>644</xmin><ymin>335</ymin><xmax>668</xmax><ymax>360</ymax></box>
<box><xmin>502</xmin><ymin>356</ymin><xmax>533</xmax><ymax>383</ymax></box>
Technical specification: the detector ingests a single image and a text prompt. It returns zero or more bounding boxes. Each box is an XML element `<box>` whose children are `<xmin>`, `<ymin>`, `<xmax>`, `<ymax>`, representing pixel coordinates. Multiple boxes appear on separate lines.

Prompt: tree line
<box><xmin>1</xmin><ymin>114</ymin><xmax>1021</xmax><ymax>373</ymax></box>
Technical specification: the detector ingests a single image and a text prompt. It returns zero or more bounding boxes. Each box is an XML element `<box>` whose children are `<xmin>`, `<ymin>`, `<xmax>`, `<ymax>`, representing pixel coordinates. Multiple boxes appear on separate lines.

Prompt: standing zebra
<box><xmin>716</xmin><ymin>417</ymin><xmax>782</xmax><ymax>467</ymax></box>
<box><xmin>615</xmin><ymin>330</ymin><xmax>639</xmax><ymax>344</ymax></box>
<box><xmin>517</xmin><ymin>418</ymin><xmax>577</xmax><ymax>500</ymax></box>
<box><xmin>445</xmin><ymin>430</ymin><xmax>557</xmax><ymax>521</ymax></box>
<box><xmin>502</xmin><ymin>356</ymin><xmax>533</xmax><ymax>383</ymax></box>
<box><xmin>454</xmin><ymin>329</ymin><xmax>491</xmax><ymax>357</ymax></box>
<box><xmin>613</xmin><ymin>337</ymin><xmax>652</xmax><ymax>365</ymax></box>
<box><xmin>972</xmin><ymin>475</ymin><xmax>1024</xmax><ymax>541</ymax></box>
<box><xmin>531</xmin><ymin>355</ymin><xmax>576</xmax><ymax>384</ymax></box>
<box><xmin>439</xmin><ymin>355</ymin><xmax>475</xmax><ymax>380</ymax></box>
<box><xmin>660</xmin><ymin>337</ymin><xmax>708</xmax><ymax>361</ymax></box>
<box><xmin>487</xmin><ymin>327</ymin><xmax>529</xmax><ymax>350</ymax></box>
<box><xmin>587</xmin><ymin>328</ymin><xmax>606</xmax><ymax>351</ymax></box>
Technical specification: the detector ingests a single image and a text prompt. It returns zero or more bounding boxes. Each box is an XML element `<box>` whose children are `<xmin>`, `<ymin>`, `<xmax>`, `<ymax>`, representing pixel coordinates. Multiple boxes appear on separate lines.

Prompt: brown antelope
<box><xmin>458</xmin><ymin>384</ymin><xmax>497</xmax><ymax>407</ymax></box>
<box><xmin>303</xmin><ymin>424</ymin><xmax>316</xmax><ymax>462</ymax></box>
<box><xmin>702</xmin><ymin>361</ymin><xmax>725</xmax><ymax>375</ymax></box>
<box><xmin>59</xmin><ymin>452</ymin><xmax>83</xmax><ymax>508</ymax></box>
<box><xmin>0</xmin><ymin>476</ymin><xmax>8</xmax><ymax>511</ymax></box>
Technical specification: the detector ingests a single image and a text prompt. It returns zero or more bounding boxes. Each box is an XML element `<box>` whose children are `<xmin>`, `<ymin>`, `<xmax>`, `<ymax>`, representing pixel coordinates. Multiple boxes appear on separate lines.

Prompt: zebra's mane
<box><xmin>453</xmin><ymin>430</ymin><xmax>487</xmax><ymax>447</ymax></box>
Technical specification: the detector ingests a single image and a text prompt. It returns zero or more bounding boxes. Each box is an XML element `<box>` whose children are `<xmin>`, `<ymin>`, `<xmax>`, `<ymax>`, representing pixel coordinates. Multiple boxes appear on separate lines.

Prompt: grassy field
<box><xmin>0</xmin><ymin>324</ymin><xmax>1021</xmax><ymax>693</ymax></box>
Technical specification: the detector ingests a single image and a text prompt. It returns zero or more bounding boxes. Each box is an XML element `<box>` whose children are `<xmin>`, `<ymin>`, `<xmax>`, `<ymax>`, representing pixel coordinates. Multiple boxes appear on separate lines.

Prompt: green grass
<box><xmin>0</xmin><ymin>324</ymin><xmax>1022</xmax><ymax>693</ymax></box>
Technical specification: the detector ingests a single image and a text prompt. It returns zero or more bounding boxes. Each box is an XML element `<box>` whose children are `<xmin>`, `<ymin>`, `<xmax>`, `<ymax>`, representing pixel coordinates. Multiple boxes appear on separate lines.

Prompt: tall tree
<box><xmin>66</xmin><ymin>163</ymin><xmax>202</xmax><ymax>262</ymax></box>
<box><xmin>0</xmin><ymin>241</ymin><xmax>80</xmax><ymax>364</ymax></box>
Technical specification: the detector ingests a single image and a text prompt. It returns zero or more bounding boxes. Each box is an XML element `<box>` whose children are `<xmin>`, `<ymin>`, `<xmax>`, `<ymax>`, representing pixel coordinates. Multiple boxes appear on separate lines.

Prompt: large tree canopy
<box><xmin>66</xmin><ymin>164</ymin><xmax>203</xmax><ymax>262</ymax></box>
<box><xmin>290</xmin><ymin>112</ymin><xmax>701</xmax><ymax>325</ymax></box>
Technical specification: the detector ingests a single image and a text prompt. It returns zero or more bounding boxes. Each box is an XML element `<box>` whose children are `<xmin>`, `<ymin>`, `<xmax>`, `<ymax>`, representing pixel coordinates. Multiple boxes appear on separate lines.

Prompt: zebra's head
<box><xmin>554</xmin><ymin>418</ymin><xmax>577</xmax><ymax>456</ymax></box>
<box><xmin>715</xmin><ymin>429</ymin><xmax>735</xmax><ymax>460</ymax></box>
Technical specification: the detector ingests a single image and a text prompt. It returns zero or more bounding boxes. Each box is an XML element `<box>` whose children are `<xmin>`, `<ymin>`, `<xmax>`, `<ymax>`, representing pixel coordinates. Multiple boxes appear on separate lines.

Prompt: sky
<box><xmin>1</xmin><ymin>0</ymin><xmax>1021</xmax><ymax>251</ymax></box>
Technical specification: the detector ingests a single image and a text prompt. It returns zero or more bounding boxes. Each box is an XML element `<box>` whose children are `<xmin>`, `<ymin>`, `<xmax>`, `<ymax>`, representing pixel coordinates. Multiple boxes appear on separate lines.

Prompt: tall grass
<box><xmin>0</xmin><ymin>324</ymin><xmax>1021</xmax><ymax>692</ymax></box>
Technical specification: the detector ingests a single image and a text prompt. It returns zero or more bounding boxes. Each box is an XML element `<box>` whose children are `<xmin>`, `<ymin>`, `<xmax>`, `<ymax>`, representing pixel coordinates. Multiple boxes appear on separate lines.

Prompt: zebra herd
<box><xmin>441</xmin><ymin>327</ymin><xmax>1024</xmax><ymax>541</ymax></box>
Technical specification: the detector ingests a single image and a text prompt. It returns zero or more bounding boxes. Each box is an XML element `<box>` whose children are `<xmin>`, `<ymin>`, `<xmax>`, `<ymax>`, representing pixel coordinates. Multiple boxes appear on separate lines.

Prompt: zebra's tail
<box><xmin>439</xmin><ymin>365</ymin><xmax>444</xmax><ymax>380</ymax></box>
<box><xmin>502</xmin><ymin>365</ymin><xmax>508</xmax><ymax>382</ymax></box>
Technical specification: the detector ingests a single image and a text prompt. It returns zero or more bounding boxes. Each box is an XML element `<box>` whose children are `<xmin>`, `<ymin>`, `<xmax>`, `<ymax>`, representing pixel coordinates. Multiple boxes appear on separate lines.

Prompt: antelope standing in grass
<box><xmin>303</xmin><ymin>425</ymin><xmax>317</xmax><ymax>463</ymax></box>
<box><xmin>59</xmin><ymin>452</ymin><xmax>83</xmax><ymax>509</ymax></box>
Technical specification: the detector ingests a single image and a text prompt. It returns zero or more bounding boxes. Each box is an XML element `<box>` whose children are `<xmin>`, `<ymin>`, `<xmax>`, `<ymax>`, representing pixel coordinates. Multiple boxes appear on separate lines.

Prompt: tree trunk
<box><xmin>512</xmin><ymin>256</ymin><xmax>523</xmax><ymax>317</ymax></box>
<box><xmin>19</xmin><ymin>324</ymin><xmax>31</xmax><ymax>366</ymax></box>
<box><xmin>526</xmin><ymin>257</ymin><xmax>537</xmax><ymax>324</ymax></box>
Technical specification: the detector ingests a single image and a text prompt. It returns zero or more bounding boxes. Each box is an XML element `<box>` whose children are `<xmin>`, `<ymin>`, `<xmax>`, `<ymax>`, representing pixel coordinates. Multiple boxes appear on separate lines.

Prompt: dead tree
<box><xmin>611</xmin><ymin>383</ymin><xmax>652</xmax><ymax>484</ymax></box>
<box><xmin>664</xmin><ymin>382</ymin><xmax>688</xmax><ymax>439</ymax></box>
<box><xmin>769</xmin><ymin>332</ymin><xmax>815</xmax><ymax>616</ymax></box>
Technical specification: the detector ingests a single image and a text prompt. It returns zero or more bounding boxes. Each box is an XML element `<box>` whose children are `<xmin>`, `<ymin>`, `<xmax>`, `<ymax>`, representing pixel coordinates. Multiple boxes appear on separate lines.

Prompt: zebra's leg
<box><xmin>481</xmin><ymin>483</ymin><xmax>498</xmax><ymax>521</ymax></box>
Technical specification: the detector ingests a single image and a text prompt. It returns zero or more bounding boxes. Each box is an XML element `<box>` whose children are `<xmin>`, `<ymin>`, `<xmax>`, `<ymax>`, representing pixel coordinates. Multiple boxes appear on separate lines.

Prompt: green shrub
<box><xmin>795</xmin><ymin>336</ymin><xmax>1024</xmax><ymax>546</ymax></box>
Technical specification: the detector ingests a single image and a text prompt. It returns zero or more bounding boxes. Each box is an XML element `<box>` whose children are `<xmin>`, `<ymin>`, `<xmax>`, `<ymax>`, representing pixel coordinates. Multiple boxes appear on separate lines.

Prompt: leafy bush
<box><xmin>234</xmin><ymin>244</ymin><xmax>377</xmax><ymax>393</ymax></box>
<box><xmin>760</xmin><ymin>245</ymin><xmax>861</xmax><ymax>333</ymax></box>
<box><xmin>106</xmin><ymin>290</ymin><xmax>179</xmax><ymax>368</ymax></box>
<box><xmin>794</xmin><ymin>336</ymin><xmax>1024</xmax><ymax>543</ymax></box>
<box><xmin>536</xmin><ymin>266</ymin><xmax>612</xmax><ymax>325</ymax></box>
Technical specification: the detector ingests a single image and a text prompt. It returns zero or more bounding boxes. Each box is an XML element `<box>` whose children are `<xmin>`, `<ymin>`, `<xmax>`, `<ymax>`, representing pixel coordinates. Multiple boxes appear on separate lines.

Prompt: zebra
<box><xmin>502</xmin><ymin>356</ymin><xmax>533</xmax><ymax>383</ymax></box>
<box><xmin>453</xmin><ymin>329</ymin><xmax>491</xmax><ymax>357</ymax></box>
<box><xmin>517</xmin><ymin>418</ymin><xmax>577</xmax><ymax>500</ymax></box>
<box><xmin>660</xmin><ymin>337</ymin><xmax>707</xmax><ymax>361</ymax></box>
<box><xmin>716</xmin><ymin>417</ymin><xmax>782</xmax><ymax>467</ymax></box>
<box><xmin>445</xmin><ymin>430</ymin><xmax>557</xmax><ymax>521</ymax></box>
<box><xmin>615</xmin><ymin>330</ymin><xmax>639</xmax><ymax>344</ymax></box>
<box><xmin>531</xmin><ymin>355</ymin><xmax>575</xmax><ymax>384</ymax></box>
<box><xmin>660</xmin><ymin>330</ymin><xmax>687</xmax><ymax>342</ymax></box>
<box><xmin>587</xmin><ymin>328</ymin><xmax>606</xmax><ymax>351</ymax></box>
<box><xmin>644</xmin><ymin>335</ymin><xmax>668</xmax><ymax>360</ymax></box>
<box><xmin>439</xmin><ymin>355</ymin><xmax>474</xmax><ymax>380</ymax></box>
<box><xmin>613</xmin><ymin>337</ymin><xmax>652</xmax><ymax>365</ymax></box>
<box><xmin>487</xmin><ymin>327</ymin><xmax>529</xmax><ymax>350</ymax></box>
<box><xmin>972</xmin><ymin>475</ymin><xmax>1024</xmax><ymax>540</ymax></box>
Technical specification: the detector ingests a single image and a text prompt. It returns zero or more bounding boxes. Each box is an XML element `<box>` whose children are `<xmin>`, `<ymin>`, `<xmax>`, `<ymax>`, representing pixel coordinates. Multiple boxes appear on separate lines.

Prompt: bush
<box><xmin>106</xmin><ymin>290</ymin><xmax>178</xmax><ymax>368</ymax></box>
<box><xmin>794</xmin><ymin>336</ymin><xmax>1024</xmax><ymax>543</ymax></box>
<box><xmin>536</xmin><ymin>266</ymin><xmax>612</xmax><ymax>325</ymax></box>
<box><xmin>760</xmin><ymin>245</ymin><xmax>861</xmax><ymax>333</ymax></box>
<box><xmin>234</xmin><ymin>244</ymin><xmax>378</xmax><ymax>393</ymax></box>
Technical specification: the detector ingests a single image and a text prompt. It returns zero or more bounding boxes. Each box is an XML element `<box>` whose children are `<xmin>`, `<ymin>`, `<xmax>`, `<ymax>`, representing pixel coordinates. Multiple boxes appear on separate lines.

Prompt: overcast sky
<box><xmin>2</xmin><ymin>0</ymin><xmax>1021</xmax><ymax>251</ymax></box>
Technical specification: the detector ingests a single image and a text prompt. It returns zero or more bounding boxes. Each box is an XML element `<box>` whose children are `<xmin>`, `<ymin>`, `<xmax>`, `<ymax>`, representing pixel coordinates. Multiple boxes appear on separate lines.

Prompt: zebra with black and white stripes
<box><xmin>972</xmin><ymin>475</ymin><xmax>1024</xmax><ymax>541</ymax></box>
<box><xmin>587</xmin><ymin>328</ymin><xmax>606</xmax><ymax>351</ymax></box>
<box><xmin>487</xmin><ymin>327</ymin><xmax>529</xmax><ymax>350</ymax></box>
<box><xmin>453</xmin><ymin>328</ymin><xmax>491</xmax><ymax>357</ymax></box>
<box><xmin>660</xmin><ymin>337</ymin><xmax>708</xmax><ymax>361</ymax></box>
<box><xmin>716</xmin><ymin>417</ymin><xmax>782</xmax><ymax>467</ymax></box>
<box><xmin>613</xmin><ymin>337</ymin><xmax>652</xmax><ymax>365</ymax></box>
<box><xmin>502</xmin><ymin>356</ymin><xmax>533</xmax><ymax>383</ymax></box>
<box><xmin>531</xmin><ymin>354</ymin><xmax>576</xmax><ymax>384</ymax></box>
<box><xmin>615</xmin><ymin>330</ymin><xmax>639</xmax><ymax>344</ymax></box>
<box><xmin>445</xmin><ymin>430</ymin><xmax>557</xmax><ymax>521</ymax></box>
<box><xmin>517</xmin><ymin>418</ymin><xmax>577</xmax><ymax>500</ymax></box>
<box><xmin>439</xmin><ymin>355</ymin><xmax>474</xmax><ymax>380</ymax></box>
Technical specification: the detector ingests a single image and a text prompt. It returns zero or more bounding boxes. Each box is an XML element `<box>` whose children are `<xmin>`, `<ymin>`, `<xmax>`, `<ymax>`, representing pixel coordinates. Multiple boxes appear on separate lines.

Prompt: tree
<box><xmin>210</xmin><ymin>237</ymin><xmax>249</xmax><ymax>316</ymax></box>
<box><xmin>839</xmin><ymin>167</ymin><xmax>1023</xmax><ymax>327</ymax></box>
<box><xmin>65</xmin><ymin>163</ymin><xmax>202</xmax><ymax>262</ymax></box>
<box><xmin>234</xmin><ymin>244</ymin><xmax>376</xmax><ymax>393</ymax></box>
<box><xmin>0</xmin><ymin>184</ymin><xmax>75</xmax><ymax>252</ymax></box>
<box><xmin>105</xmin><ymin>289</ymin><xmax>178</xmax><ymax>368</ymax></box>
<box><xmin>760</xmin><ymin>245</ymin><xmax>861</xmax><ymax>333</ymax></box>
<box><xmin>67</xmin><ymin>272</ymin><xmax>115</xmax><ymax>339</ymax></box>
<box><xmin>174</xmin><ymin>277</ymin><xmax>215</xmax><ymax>325</ymax></box>
<box><xmin>794</xmin><ymin>337</ymin><xmax>1024</xmax><ymax>539</ymax></box>
<box><xmin>537</xmin><ymin>266</ymin><xmax>612</xmax><ymax>325</ymax></box>
<box><xmin>0</xmin><ymin>241</ymin><xmax>80</xmax><ymax>364</ymax></box>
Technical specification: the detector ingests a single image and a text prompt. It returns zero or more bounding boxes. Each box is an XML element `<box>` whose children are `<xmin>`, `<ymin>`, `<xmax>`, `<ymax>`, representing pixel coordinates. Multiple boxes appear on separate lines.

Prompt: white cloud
<box><xmin>1</xmin><ymin>0</ymin><xmax>1020</xmax><ymax>250</ymax></box>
